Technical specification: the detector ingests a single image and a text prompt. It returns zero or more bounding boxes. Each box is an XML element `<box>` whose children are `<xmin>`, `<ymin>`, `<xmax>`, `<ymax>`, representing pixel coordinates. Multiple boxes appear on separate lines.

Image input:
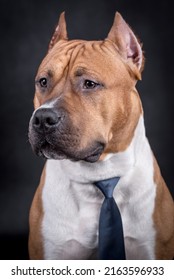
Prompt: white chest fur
<box><xmin>41</xmin><ymin>116</ymin><xmax>157</xmax><ymax>259</ymax></box>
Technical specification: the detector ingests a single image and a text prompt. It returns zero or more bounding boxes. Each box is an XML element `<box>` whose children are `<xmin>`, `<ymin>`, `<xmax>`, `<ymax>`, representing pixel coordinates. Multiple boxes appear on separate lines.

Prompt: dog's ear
<box><xmin>107</xmin><ymin>12</ymin><xmax>144</xmax><ymax>79</ymax></box>
<box><xmin>48</xmin><ymin>12</ymin><xmax>68</xmax><ymax>51</ymax></box>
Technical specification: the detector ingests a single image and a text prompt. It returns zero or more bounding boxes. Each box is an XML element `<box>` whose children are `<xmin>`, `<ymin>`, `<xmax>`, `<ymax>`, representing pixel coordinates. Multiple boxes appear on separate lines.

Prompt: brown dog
<box><xmin>28</xmin><ymin>12</ymin><xmax>174</xmax><ymax>259</ymax></box>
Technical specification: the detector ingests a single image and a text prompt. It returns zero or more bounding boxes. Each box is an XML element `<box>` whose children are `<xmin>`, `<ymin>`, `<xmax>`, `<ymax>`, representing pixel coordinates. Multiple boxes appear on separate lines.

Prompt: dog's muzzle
<box><xmin>28</xmin><ymin>107</ymin><xmax>105</xmax><ymax>162</ymax></box>
<box><xmin>29</xmin><ymin>107</ymin><xmax>70</xmax><ymax>159</ymax></box>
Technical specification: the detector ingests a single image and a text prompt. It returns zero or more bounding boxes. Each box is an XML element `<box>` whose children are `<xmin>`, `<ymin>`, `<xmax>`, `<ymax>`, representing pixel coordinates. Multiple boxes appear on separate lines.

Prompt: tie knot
<box><xmin>94</xmin><ymin>177</ymin><xmax>120</xmax><ymax>198</ymax></box>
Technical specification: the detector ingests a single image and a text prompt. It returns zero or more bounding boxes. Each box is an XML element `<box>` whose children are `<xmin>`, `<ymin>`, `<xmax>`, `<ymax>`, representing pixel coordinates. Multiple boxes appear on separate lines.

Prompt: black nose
<box><xmin>32</xmin><ymin>108</ymin><xmax>62</xmax><ymax>132</ymax></box>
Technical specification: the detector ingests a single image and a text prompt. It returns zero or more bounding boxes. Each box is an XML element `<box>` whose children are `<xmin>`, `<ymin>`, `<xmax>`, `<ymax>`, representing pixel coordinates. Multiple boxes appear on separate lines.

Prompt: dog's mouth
<box><xmin>81</xmin><ymin>144</ymin><xmax>105</xmax><ymax>162</ymax></box>
<box><xmin>38</xmin><ymin>143</ymin><xmax>66</xmax><ymax>160</ymax></box>
<box><xmin>35</xmin><ymin>140</ymin><xmax>105</xmax><ymax>163</ymax></box>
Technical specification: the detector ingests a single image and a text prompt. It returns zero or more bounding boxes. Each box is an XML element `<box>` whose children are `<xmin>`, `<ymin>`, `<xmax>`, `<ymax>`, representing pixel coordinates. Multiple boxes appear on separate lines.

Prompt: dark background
<box><xmin>0</xmin><ymin>0</ymin><xmax>173</xmax><ymax>260</ymax></box>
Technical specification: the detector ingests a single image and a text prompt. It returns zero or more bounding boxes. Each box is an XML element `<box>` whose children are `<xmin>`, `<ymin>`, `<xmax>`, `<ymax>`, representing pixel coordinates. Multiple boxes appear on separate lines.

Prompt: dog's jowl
<box><xmin>28</xmin><ymin>12</ymin><xmax>174</xmax><ymax>260</ymax></box>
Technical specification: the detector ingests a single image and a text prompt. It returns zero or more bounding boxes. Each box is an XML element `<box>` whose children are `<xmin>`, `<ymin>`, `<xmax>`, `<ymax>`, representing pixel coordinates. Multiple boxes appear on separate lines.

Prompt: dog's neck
<box><xmin>61</xmin><ymin>114</ymin><xmax>147</xmax><ymax>183</ymax></box>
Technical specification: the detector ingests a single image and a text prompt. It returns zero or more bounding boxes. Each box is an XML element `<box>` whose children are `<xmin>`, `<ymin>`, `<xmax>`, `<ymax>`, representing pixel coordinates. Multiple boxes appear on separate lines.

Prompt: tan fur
<box><xmin>29</xmin><ymin>165</ymin><xmax>46</xmax><ymax>259</ymax></box>
<box><xmin>153</xmin><ymin>156</ymin><xmax>174</xmax><ymax>259</ymax></box>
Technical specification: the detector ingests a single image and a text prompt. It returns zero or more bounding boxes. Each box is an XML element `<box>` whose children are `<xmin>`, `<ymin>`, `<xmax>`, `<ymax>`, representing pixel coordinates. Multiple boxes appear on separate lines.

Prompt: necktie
<box><xmin>94</xmin><ymin>177</ymin><xmax>126</xmax><ymax>260</ymax></box>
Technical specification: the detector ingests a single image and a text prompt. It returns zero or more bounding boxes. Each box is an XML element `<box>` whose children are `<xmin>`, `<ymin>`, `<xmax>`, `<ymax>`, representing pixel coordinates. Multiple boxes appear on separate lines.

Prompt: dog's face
<box><xmin>29</xmin><ymin>12</ymin><xmax>143</xmax><ymax>162</ymax></box>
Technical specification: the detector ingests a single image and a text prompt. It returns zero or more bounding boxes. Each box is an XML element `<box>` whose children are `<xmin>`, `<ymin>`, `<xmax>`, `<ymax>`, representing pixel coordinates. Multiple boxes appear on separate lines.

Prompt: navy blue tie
<box><xmin>94</xmin><ymin>177</ymin><xmax>126</xmax><ymax>260</ymax></box>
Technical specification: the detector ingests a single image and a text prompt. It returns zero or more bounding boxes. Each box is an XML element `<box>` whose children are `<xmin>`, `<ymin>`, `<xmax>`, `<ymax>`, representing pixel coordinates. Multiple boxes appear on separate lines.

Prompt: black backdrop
<box><xmin>0</xmin><ymin>0</ymin><xmax>173</xmax><ymax>260</ymax></box>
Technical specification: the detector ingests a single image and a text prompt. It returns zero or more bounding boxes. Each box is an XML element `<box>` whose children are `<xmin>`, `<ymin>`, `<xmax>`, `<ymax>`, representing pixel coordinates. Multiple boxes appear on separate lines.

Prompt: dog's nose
<box><xmin>32</xmin><ymin>108</ymin><xmax>62</xmax><ymax>132</ymax></box>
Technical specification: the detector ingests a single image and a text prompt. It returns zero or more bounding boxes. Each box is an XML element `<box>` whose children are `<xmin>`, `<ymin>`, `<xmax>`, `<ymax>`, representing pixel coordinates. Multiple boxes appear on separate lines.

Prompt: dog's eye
<box><xmin>39</xmin><ymin>77</ymin><xmax>47</xmax><ymax>88</ymax></box>
<box><xmin>83</xmin><ymin>80</ymin><xmax>98</xmax><ymax>89</ymax></box>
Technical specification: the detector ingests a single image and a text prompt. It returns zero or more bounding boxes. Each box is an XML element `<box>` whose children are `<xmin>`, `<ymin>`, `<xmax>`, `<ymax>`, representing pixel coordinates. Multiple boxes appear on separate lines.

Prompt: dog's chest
<box><xmin>41</xmin><ymin>169</ymin><xmax>102</xmax><ymax>259</ymax></box>
<box><xmin>41</xmin><ymin>164</ymin><xmax>156</xmax><ymax>260</ymax></box>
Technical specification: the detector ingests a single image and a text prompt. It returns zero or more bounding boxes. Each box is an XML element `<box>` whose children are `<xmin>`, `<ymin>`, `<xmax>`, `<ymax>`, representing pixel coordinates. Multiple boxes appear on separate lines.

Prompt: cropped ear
<box><xmin>107</xmin><ymin>12</ymin><xmax>144</xmax><ymax>79</ymax></box>
<box><xmin>48</xmin><ymin>12</ymin><xmax>68</xmax><ymax>51</ymax></box>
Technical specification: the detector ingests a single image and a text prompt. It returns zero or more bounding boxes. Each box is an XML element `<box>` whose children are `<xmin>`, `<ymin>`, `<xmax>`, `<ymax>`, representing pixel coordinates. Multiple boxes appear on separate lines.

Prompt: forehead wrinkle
<box><xmin>40</xmin><ymin>42</ymin><xmax>86</xmax><ymax>83</ymax></box>
<box><xmin>71</xmin><ymin>41</ymin><xmax>114</xmax><ymax>78</ymax></box>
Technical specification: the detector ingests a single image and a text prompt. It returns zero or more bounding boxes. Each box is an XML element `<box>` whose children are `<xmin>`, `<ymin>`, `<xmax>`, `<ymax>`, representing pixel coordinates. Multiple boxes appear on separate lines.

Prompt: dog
<box><xmin>28</xmin><ymin>12</ymin><xmax>174</xmax><ymax>259</ymax></box>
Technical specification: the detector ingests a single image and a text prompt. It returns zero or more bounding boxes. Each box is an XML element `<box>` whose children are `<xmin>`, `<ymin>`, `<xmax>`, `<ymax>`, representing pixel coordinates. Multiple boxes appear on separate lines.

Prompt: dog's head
<box><xmin>29</xmin><ymin>12</ymin><xmax>144</xmax><ymax>162</ymax></box>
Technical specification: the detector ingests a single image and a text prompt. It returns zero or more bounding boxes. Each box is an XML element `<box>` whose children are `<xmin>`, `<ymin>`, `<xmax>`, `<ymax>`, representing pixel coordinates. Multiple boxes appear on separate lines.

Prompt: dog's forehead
<box><xmin>37</xmin><ymin>39</ymin><xmax>126</xmax><ymax>79</ymax></box>
<box><xmin>37</xmin><ymin>40</ymin><xmax>82</xmax><ymax>73</ymax></box>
